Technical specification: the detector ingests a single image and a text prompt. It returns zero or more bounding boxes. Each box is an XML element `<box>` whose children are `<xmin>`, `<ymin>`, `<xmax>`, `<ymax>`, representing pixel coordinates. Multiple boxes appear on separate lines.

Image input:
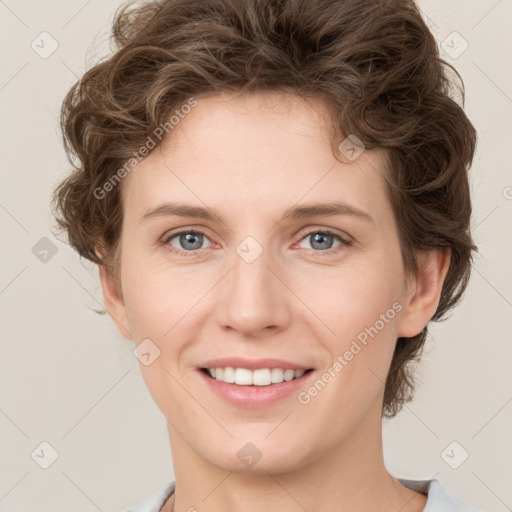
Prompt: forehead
<box><xmin>122</xmin><ymin>91</ymin><xmax>392</xmax><ymax>225</ymax></box>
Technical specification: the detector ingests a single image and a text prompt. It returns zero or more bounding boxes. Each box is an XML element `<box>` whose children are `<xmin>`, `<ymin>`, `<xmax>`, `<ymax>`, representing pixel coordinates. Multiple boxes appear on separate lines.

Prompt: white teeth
<box><xmin>252</xmin><ymin>369</ymin><xmax>271</xmax><ymax>386</ymax></box>
<box><xmin>205</xmin><ymin>367</ymin><xmax>309</xmax><ymax>386</ymax></box>
<box><xmin>271</xmin><ymin>368</ymin><xmax>284</xmax><ymax>383</ymax></box>
<box><xmin>223</xmin><ymin>366</ymin><xmax>235</xmax><ymax>383</ymax></box>
<box><xmin>283</xmin><ymin>369</ymin><xmax>295</xmax><ymax>381</ymax></box>
<box><xmin>234</xmin><ymin>367</ymin><xmax>253</xmax><ymax>385</ymax></box>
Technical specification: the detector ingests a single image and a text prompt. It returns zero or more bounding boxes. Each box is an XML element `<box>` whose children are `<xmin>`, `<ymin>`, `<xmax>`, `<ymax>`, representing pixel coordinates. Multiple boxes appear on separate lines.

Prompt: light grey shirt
<box><xmin>125</xmin><ymin>478</ymin><xmax>478</xmax><ymax>511</ymax></box>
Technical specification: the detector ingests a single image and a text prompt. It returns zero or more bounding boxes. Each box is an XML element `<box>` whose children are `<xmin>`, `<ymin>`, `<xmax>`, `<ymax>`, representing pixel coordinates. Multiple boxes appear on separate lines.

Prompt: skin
<box><xmin>99</xmin><ymin>91</ymin><xmax>450</xmax><ymax>512</ymax></box>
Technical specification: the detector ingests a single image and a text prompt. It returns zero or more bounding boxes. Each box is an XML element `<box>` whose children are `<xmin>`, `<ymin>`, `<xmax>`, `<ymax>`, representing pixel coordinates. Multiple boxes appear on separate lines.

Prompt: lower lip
<box><xmin>198</xmin><ymin>370</ymin><xmax>315</xmax><ymax>408</ymax></box>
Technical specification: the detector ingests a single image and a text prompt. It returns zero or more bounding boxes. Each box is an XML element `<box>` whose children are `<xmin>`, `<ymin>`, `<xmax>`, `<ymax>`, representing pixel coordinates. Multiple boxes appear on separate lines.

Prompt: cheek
<box><xmin>292</xmin><ymin>258</ymin><xmax>403</xmax><ymax>338</ymax></box>
<box><xmin>291</xmin><ymin>258</ymin><xmax>403</xmax><ymax>407</ymax></box>
<box><xmin>119</xmin><ymin>250</ymin><xmax>201</xmax><ymax>339</ymax></box>
<box><xmin>121</xmin><ymin>239</ymin><xmax>404</xmax><ymax>349</ymax></box>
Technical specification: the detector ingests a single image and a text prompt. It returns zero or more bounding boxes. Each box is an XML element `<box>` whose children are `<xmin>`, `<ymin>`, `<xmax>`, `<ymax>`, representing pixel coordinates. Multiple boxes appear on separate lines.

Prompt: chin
<box><xmin>214</xmin><ymin>453</ymin><xmax>308</xmax><ymax>476</ymax></box>
<box><xmin>203</xmin><ymin>436</ymin><xmax>315</xmax><ymax>475</ymax></box>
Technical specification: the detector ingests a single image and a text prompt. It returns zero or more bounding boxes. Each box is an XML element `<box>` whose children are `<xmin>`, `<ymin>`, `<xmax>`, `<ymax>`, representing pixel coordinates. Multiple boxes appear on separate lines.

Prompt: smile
<box><xmin>201</xmin><ymin>367</ymin><xmax>313</xmax><ymax>386</ymax></box>
<box><xmin>198</xmin><ymin>366</ymin><xmax>316</xmax><ymax>408</ymax></box>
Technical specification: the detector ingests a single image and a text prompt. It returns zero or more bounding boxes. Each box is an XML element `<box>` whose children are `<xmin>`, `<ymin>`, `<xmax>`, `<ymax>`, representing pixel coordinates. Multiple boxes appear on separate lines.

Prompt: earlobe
<box><xmin>98</xmin><ymin>264</ymin><xmax>133</xmax><ymax>340</ymax></box>
<box><xmin>397</xmin><ymin>248</ymin><xmax>451</xmax><ymax>338</ymax></box>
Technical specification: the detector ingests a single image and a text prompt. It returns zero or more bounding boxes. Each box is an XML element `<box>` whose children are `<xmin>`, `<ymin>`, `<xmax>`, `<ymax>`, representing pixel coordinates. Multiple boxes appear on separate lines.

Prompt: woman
<box><xmin>52</xmin><ymin>0</ymin><xmax>478</xmax><ymax>510</ymax></box>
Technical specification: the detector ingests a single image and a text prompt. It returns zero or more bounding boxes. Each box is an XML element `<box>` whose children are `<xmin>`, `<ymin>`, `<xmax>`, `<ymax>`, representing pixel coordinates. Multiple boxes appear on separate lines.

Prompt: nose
<box><xmin>216</xmin><ymin>240</ymin><xmax>292</xmax><ymax>338</ymax></box>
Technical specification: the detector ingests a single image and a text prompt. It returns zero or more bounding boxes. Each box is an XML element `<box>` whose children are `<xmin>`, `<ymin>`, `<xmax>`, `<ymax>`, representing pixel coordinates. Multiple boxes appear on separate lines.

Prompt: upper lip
<box><xmin>199</xmin><ymin>358</ymin><xmax>313</xmax><ymax>371</ymax></box>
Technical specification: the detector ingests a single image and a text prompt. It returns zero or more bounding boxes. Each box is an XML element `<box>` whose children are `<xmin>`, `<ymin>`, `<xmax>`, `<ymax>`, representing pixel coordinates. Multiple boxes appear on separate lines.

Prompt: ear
<box><xmin>98</xmin><ymin>264</ymin><xmax>133</xmax><ymax>340</ymax></box>
<box><xmin>397</xmin><ymin>248</ymin><xmax>451</xmax><ymax>338</ymax></box>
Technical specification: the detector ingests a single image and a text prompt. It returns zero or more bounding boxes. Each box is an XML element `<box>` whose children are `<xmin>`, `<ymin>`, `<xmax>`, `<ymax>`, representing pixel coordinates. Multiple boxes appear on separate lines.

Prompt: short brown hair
<box><xmin>52</xmin><ymin>0</ymin><xmax>478</xmax><ymax>418</ymax></box>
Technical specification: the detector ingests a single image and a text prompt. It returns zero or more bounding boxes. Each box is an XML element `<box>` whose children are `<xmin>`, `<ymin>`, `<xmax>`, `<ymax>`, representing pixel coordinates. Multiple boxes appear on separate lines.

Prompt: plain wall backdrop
<box><xmin>0</xmin><ymin>0</ymin><xmax>511</xmax><ymax>510</ymax></box>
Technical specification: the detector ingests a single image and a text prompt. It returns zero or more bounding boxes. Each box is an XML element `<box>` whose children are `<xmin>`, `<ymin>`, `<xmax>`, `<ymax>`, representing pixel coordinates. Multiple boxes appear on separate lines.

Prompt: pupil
<box><xmin>312</xmin><ymin>233</ymin><xmax>332</xmax><ymax>250</ymax></box>
<box><xmin>181</xmin><ymin>233</ymin><xmax>202</xmax><ymax>250</ymax></box>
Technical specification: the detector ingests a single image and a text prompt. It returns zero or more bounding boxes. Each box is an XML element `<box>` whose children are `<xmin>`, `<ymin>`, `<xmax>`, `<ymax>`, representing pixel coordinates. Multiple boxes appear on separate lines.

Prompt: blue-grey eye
<box><xmin>168</xmin><ymin>231</ymin><xmax>211</xmax><ymax>251</ymax></box>
<box><xmin>299</xmin><ymin>231</ymin><xmax>343</xmax><ymax>251</ymax></box>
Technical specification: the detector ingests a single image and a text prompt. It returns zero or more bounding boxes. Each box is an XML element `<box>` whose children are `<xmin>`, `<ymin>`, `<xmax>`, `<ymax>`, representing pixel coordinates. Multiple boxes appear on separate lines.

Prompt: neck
<box><xmin>163</xmin><ymin>404</ymin><xmax>427</xmax><ymax>512</ymax></box>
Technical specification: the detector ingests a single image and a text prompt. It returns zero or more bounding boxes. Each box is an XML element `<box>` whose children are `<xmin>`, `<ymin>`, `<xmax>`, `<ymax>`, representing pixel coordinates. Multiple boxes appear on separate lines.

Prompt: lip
<box><xmin>198</xmin><ymin>357</ymin><xmax>313</xmax><ymax>371</ymax></box>
<box><xmin>197</xmin><ymin>366</ymin><xmax>316</xmax><ymax>409</ymax></box>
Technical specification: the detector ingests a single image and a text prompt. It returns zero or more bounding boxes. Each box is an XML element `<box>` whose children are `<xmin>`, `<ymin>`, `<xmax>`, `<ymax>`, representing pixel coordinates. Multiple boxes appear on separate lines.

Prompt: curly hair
<box><xmin>51</xmin><ymin>0</ymin><xmax>478</xmax><ymax>419</ymax></box>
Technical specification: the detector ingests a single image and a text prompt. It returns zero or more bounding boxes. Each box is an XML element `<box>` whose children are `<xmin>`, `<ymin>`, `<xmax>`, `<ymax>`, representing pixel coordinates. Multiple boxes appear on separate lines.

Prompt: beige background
<box><xmin>0</xmin><ymin>0</ymin><xmax>511</xmax><ymax>510</ymax></box>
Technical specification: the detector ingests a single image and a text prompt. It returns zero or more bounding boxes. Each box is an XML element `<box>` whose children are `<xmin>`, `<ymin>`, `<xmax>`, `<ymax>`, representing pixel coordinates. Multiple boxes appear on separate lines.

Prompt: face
<box><xmin>100</xmin><ymin>91</ymin><xmax>443</xmax><ymax>474</ymax></box>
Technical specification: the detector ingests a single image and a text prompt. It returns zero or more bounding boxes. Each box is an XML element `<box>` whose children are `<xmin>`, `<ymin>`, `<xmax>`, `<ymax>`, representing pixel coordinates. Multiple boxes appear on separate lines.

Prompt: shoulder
<box><xmin>399</xmin><ymin>478</ymin><xmax>479</xmax><ymax>512</ymax></box>
<box><xmin>121</xmin><ymin>481</ymin><xmax>175</xmax><ymax>512</ymax></box>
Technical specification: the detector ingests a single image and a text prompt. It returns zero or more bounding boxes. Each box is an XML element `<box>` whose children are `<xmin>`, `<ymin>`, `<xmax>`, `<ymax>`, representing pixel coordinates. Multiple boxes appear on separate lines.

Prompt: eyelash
<box><xmin>162</xmin><ymin>228</ymin><xmax>353</xmax><ymax>258</ymax></box>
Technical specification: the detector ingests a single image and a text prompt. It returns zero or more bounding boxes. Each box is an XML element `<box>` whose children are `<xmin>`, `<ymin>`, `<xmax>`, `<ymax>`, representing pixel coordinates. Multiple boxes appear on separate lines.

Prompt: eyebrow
<box><xmin>140</xmin><ymin>200</ymin><xmax>373</xmax><ymax>224</ymax></box>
